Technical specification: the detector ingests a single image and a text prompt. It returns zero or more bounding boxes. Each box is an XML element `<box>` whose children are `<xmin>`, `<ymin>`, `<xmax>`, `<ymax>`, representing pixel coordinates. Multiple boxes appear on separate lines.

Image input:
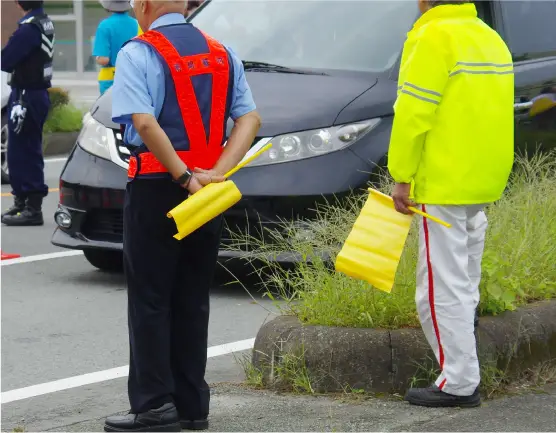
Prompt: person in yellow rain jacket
<box><xmin>387</xmin><ymin>0</ymin><xmax>514</xmax><ymax>408</ymax></box>
<box><xmin>93</xmin><ymin>0</ymin><xmax>143</xmax><ymax>95</ymax></box>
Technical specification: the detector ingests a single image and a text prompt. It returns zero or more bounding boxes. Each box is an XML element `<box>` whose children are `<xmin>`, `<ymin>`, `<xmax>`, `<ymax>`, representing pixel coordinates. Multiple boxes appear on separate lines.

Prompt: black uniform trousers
<box><xmin>7</xmin><ymin>89</ymin><xmax>50</xmax><ymax>197</ymax></box>
<box><xmin>123</xmin><ymin>177</ymin><xmax>223</xmax><ymax>418</ymax></box>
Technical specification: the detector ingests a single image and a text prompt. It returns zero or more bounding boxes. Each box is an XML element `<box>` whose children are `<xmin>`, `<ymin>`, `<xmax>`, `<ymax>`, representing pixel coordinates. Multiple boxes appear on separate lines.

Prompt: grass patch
<box><xmin>239</xmin><ymin>348</ymin><xmax>316</xmax><ymax>394</ymax></box>
<box><xmin>240</xmin><ymin>349</ymin><xmax>556</xmax><ymax>399</ymax></box>
<box><xmin>226</xmin><ymin>152</ymin><xmax>556</xmax><ymax>329</ymax></box>
<box><xmin>44</xmin><ymin>103</ymin><xmax>84</xmax><ymax>134</ymax></box>
<box><xmin>409</xmin><ymin>356</ymin><xmax>556</xmax><ymax>399</ymax></box>
<box><xmin>235</xmin><ymin>352</ymin><xmax>264</xmax><ymax>389</ymax></box>
<box><xmin>408</xmin><ymin>355</ymin><xmax>509</xmax><ymax>398</ymax></box>
<box><xmin>231</xmin><ymin>152</ymin><xmax>556</xmax><ymax>397</ymax></box>
<box><xmin>48</xmin><ymin>87</ymin><xmax>70</xmax><ymax>109</ymax></box>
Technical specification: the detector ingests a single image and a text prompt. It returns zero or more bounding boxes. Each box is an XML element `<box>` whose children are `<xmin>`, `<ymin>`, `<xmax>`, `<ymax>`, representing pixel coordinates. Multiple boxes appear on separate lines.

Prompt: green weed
<box><xmin>225</xmin><ymin>152</ymin><xmax>556</xmax><ymax>328</ymax></box>
<box><xmin>44</xmin><ymin>104</ymin><xmax>85</xmax><ymax>134</ymax></box>
<box><xmin>47</xmin><ymin>87</ymin><xmax>70</xmax><ymax>109</ymax></box>
<box><xmin>235</xmin><ymin>352</ymin><xmax>264</xmax><ymax>389</ymax></box>
<box><xmin>273</xmin><ymin>350</ymin><xmax>315</xmax><ymax>394</ymax></box>
<box><xmin>479</xmin><ymin>152</ymin><xmax>556</xmax><ymax>315</ymax></box>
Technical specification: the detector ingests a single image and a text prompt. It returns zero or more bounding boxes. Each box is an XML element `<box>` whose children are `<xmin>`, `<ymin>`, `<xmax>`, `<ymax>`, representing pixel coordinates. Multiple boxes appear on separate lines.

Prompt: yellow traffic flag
<box><xmin>167</xmin><ymin>143</ymin><xmax>272</xmax><ymax>240</ymax></box>
<box><xmin>335</xmin><ymin>188</ymin><xmax>450</xmax><ymax>293</ymax></box>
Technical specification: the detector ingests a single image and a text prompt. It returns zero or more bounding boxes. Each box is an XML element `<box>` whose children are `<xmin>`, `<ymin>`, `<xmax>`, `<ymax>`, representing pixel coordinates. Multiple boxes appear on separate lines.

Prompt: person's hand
<box><xmin>185</xmin><ymin>175</ymin><xmax>203</xmax><ymax>195</ymax></box>
<box><xmin>392</xmin><ymin>182</ymin><xmax>416</xmax><ymax>215</ymax></box>
<box><xmin>193</xmin><ymin>168</ymin><xmax>226</xmax><ymax>186</ymax></box>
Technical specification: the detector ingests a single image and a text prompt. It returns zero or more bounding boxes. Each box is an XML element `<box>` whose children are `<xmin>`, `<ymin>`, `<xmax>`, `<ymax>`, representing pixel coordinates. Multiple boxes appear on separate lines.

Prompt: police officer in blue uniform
<box><xmin>104</xmin><ymin>1</ymin><xmax>261</xmax><ymax>431</ymax></box>
<box><xmin>1</xmin><ymin>0</ymin><xmax>54</xmax><ymax>226</ymax></box>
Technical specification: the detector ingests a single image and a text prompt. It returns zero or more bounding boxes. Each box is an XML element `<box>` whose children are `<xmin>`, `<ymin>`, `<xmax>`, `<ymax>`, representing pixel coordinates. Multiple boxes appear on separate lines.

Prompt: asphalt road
<box><xmin>1</xmin><ymin>157</ymin><xmax>277</xmax><ymax>431</ymax></box>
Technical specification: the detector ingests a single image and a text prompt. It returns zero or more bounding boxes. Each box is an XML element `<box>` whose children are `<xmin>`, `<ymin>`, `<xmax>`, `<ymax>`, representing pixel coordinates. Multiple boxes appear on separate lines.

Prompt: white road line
<box><xmin>44</xmin><ymin>157</ymin><xmax>68</xmax><ymax>163</ymax></box>
<box><xmin>1</xmin><ymin>338</ymin><xmax>255</xmax><ymax>404</ymax></box>
<box><xmin>1</xmin><ymin>250</ymin><xmax>84</xmax><ymax>267</ymax></box>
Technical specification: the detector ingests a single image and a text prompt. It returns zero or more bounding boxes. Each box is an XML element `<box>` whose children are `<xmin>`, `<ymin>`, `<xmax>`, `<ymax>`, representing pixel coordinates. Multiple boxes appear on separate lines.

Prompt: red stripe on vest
<box><xmin>130</xmin><ymin>30</ymin><xmax>230</xmax><ymax>177</ymax></box>
<box><xmin>200</xmin><ymin>30</ymin><xmax>230</xmax><ymax>151</ymax></box>
<box><xmin>127</xmin><ymin>151</ymin><xmax>225</xmax><ymax>179</ymax></box>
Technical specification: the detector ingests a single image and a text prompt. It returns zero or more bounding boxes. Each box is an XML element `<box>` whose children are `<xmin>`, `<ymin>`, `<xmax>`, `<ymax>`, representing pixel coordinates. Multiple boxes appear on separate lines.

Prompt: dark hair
<box><xmin>429</xmin><ymin>0</ymin><xmax>471</xmax><ymax>6</ymax></box>
<box><xmin>187</xmin><ymin>1</ymin><xmax>202</xmax><ymax>11</ymax></box>
<box><xmin>17</xmin><ymin>0</ymin><xmax>44</xmax><ymax>11</ymax></box>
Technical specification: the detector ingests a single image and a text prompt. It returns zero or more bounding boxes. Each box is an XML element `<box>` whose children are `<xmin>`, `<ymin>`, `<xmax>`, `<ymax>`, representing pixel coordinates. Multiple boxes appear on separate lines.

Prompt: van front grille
<box><xmin>82</xmin><ymin>209</ymin><xmax>124</xmax><ymax>243</ymax></box>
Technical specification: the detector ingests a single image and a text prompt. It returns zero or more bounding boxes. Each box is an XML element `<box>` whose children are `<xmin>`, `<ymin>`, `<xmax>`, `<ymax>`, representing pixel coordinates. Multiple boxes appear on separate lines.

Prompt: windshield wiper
<box><xmin>242</xmin><ymin>60</ymin><xmax>328</xmax><ymax>76</ymax></box>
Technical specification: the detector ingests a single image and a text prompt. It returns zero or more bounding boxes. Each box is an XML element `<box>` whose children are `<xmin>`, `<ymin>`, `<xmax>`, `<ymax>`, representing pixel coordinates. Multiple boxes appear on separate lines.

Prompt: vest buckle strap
<box><xmin>127</xmin><ymin>154</ymin><xmax>139</xmax><ymax>179</ymax></box>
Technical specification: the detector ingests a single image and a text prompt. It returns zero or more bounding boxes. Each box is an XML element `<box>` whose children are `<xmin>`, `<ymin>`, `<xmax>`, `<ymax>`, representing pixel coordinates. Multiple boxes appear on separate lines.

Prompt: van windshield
<box><xmin>190</xmin><ymin>0</ymin><xmax>419</xmax><ymax>73</ymax></box>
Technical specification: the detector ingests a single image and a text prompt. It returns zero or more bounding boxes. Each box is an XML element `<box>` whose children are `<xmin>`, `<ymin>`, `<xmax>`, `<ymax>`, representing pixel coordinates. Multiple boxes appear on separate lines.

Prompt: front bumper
<box><xmin>52</xmin><ymin>129</ymin><xmax>385</xmax><ymax>262</ymax></box>
<box><xmin>52</xmin><ymin>224</ymin><xmax>122</xmax><ymax>252</ymax></box>
<box><xmin>51</xmin><ymin>225</ymin><xmax>321</xmax><ymax>263</ymax></box>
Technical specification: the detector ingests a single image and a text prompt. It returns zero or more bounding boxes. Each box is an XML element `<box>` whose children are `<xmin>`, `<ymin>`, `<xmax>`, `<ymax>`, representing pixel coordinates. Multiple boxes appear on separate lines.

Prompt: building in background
<box><xmin>2</xmin><ymin>0</ymin><xmax>114</xmax><ymax>77</ymax></box>
<box><xmin>1</xmin><ymin>0</ymin><xmax>206</xmax><ymax>79</ymax></box>
<box><xmin>0</xmin><ymin>0</ymin><xmax>208</xmax><ymax>80</ymax></box>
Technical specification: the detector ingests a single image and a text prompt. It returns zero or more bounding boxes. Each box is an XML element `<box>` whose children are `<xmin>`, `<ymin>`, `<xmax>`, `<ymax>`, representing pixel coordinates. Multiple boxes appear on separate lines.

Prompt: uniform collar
<box><xmin>19</xmin><ymin>7</ymin><xmax>44</xmax><ymax>24</ymax></box>
<box><xmin>149</xmin><ymin>13</ymin><xmax>186</xmax><ymax>30</ymax></box>
<box><xmin>412</xmin><ymin>3</ymin><xmax>477</xmax><ymax>30</ymax></box>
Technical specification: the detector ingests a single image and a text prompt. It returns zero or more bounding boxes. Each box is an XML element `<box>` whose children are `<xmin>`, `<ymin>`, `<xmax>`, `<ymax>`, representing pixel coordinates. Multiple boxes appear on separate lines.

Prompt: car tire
<box><xmin>1</xmin><ymin>111</ymin><xmax>9</xmax><ymax>185</ymax></box>
<box><xmin>83</xmin><ymin>249</ymin><xmax>124</xmax><ymax>272</ymax></box>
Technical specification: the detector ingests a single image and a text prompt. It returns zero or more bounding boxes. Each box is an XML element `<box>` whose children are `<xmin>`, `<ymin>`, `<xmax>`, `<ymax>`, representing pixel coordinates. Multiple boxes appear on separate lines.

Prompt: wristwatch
<box><xmin>173</xmin><ymin>168</ymin><xmax>193</xmax><ymax>187</ymax></box>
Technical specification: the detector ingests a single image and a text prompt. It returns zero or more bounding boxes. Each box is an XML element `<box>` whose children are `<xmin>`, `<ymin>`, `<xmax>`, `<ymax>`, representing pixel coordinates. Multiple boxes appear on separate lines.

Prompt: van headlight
<box><xmin>247</xmin><ymin>118</ymin><xmax>381</xmax><ymax>167</ymax></box>
<box><xmin>76</xmin><ymin>112</ymin><xmax>114</xmax><ymax>161</ymax></box>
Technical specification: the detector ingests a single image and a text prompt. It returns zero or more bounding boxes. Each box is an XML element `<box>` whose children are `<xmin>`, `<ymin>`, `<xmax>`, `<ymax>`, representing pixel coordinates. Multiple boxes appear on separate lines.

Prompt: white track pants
<box><xmin>416</xmin><ymin>204</ymin><xmax>487</xmax><ymax>396</ymax></box>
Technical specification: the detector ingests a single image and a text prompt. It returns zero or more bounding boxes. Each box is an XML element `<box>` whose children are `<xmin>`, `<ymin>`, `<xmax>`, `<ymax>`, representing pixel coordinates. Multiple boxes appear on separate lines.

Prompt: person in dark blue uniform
<box><xmin>103</xmin><ymin>1</ymin><xmax>261</xmax><ymax>432</ymax></box>
<box><xmin>1</xmin><ymin>0</ymin><xmax>54</xmax><ymax>226</ymax></box>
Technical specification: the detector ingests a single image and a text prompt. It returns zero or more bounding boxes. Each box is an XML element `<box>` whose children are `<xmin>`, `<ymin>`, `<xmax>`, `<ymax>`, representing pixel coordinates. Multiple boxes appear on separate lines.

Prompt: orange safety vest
<box><xmin>126</xmin><ymin>27</ymin><xmax>231</xmax><ymax>179</ymax></box>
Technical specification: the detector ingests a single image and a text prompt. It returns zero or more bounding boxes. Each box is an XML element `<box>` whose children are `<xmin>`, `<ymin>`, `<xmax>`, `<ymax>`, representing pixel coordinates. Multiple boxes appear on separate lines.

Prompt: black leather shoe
<box><xmin>405</xmin><ymin>385</ymin><xmax>481</xmax><ymax>408</ymax></box>
<box><xmin>180</xmin><ymin>418</ymin><xmax>209</xmax><ymax>431</ymax></box>
<box><xmin>2</xmin><ymin>194</ymin><xmax>44</xmax><ymax>226</ymax></box>
<box><xmin>104</xmin><ymin>403</ymin><xmax>181</xmax><ymax>432</ymax></box>
<box><xmin>1</xmin><ymin>208</ymin><xmax>44</xmax><ymax>226</ymax></box>
<box><xmin>1</xmin><ymin>196</ymin><xmax>26</xmax><ymax>219</ymax></box>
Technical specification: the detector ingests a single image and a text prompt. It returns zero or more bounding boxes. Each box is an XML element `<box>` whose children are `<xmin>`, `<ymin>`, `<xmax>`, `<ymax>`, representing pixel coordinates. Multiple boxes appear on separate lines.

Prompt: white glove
<box><xmin>10</xmin><ymin>103</ymin><xmax>27</xmax><ymax>135</ymax></box>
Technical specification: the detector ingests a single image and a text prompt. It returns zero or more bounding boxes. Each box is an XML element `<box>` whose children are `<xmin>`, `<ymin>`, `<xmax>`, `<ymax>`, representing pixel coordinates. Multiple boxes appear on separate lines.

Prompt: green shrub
<box><xmin>226</xmin><ymin>152</ymin><xmax>556</xmax><ymax>329</ymax></box>
<box><xmin>44</xmin><ymin>104</ymin><xmax>84</xmax><ymax>134</ymax></box>
<box><xmin>479</xmin><ymin>152</ymin><xmax>556</xmax><ymax>315</ymax></box>
<box><xmin>47</xmin><ymin>87</ymin><xmax>70</xmax><ymax>109</ymax></box>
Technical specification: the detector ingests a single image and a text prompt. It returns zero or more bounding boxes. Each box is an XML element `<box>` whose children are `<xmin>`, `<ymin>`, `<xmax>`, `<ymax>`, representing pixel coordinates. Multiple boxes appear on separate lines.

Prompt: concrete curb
<box><xmin>252</xmin><ymin>300</ymin><xmax>556</xmax><ymax>393</ymax></box>
<box><xmin>43</xmin><ymin>132</ymin><xmax>79</xmax><ymax>157</ymax></box>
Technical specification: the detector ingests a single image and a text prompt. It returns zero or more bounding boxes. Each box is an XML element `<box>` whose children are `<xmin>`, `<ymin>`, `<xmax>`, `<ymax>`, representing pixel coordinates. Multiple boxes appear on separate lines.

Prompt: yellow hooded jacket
<box><xmin>387</xmin><ymin>3</ymin><xmax>515</xmax><ymax>205</ymax></box>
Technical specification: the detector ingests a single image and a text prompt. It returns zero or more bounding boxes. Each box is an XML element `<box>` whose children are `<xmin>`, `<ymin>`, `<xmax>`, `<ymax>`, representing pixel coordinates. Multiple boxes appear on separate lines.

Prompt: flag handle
<box><xmin>224</xmin><ymin>143</ymin><xmax>273</xmax><ymax>178</ymax></box>
<box><xmin>368</xmin><ymin>188</ymin><xmax>452</xmax><ymax>228</ymax></box>
<box><xmin>407</xmin><ymin>206</ymin><xmax>452</xmax><ymax>228</ymax></box>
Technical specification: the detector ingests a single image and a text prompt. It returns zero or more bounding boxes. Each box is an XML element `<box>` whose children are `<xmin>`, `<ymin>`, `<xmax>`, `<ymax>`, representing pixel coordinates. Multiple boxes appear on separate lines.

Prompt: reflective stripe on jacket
<box><xmin>387</xmin><ymin>3</ymin><xmax>515</xmax><ymax>205</ymax></box>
